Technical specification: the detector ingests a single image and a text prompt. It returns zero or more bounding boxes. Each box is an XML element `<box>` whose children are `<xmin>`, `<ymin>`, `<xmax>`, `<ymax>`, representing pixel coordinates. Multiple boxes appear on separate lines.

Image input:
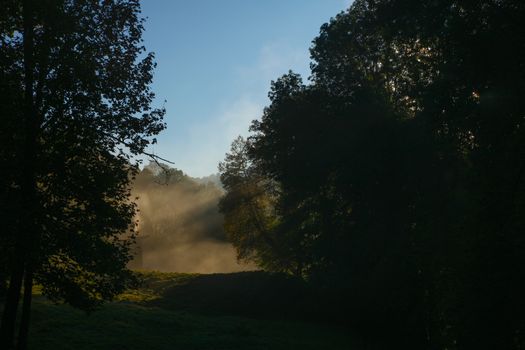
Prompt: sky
<box><xmin>140</xmin><ymin>0</ymin><xmax>352</xmax><ymax>177</ymax></box>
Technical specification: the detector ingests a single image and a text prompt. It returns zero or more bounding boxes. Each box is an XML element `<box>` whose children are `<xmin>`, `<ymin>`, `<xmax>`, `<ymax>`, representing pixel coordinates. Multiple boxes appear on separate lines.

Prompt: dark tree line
<box><xmin>0</xmin><ymin>1</ymin><xmax>165</xmax><ymax>349</ymax></box>
<box><xmin>219</xmin><ymin>0</ymin><xmax>525</xmax><ymax>348</ymax></box>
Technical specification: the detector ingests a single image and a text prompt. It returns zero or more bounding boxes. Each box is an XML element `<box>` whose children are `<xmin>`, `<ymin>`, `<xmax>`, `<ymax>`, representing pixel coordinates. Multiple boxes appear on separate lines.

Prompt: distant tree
<box><xmin>218</xmin><ymin>137</ymin><xmax>280</xmax><ymax>270</ymax></box>
<box><xmin>219</xmin><ymin>136</ymin><xmax>309</xmax><ymax>274</ymax></box>
<box><xmin>0</xmin><ymin>1</ymin><xmax>165</xmax><ymax>348</ymax></box>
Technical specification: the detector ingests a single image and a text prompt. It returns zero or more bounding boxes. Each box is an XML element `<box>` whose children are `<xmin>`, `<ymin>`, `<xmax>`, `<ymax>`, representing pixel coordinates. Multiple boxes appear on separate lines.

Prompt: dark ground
<box><xmin>27</xmin><ymin>271</ymin><xmax>366</xmax><ymax>350</ymax></box>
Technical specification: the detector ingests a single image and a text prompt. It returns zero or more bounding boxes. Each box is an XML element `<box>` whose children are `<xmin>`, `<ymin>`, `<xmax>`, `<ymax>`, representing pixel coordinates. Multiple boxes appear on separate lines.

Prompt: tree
<box><xmin>248</xmin><ymin>70</ymin><xmax>432</xmax><ymax>346</ymax></box>
<box><xmin>0</xmin><ymin>1</ymin><xmax>165</xmax><ymax>348</ymax></box>
<box><xmin>220</xmin><ymin>0</ymin><xmax>525</xmax><ymax>348</ymax></box>
<box><xmin>0</xmin><ymin>3</ymin><xmax>23</xmax><ymax>301</ymax></box>
<box><xmin>341</xmin><ymin>1</ymin><xmax>525</xmax><ymax>347</ymax></box>
<box><xmin>218</xmin><ymin>137</ymin><xmax>294</xmax><ymax>273</ymax></box>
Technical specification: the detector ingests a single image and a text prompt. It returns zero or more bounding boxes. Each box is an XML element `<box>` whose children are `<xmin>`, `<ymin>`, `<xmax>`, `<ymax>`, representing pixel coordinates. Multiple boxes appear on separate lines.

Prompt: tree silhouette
<box><xmin>220</xmin><ymin>0</ymin><xmax>525</xmax><ymax>347</ymax></box>
<box><xmin>0</xmin><ymin>1</ymin><xmax>165</xmax><ymax>348</ymax></box>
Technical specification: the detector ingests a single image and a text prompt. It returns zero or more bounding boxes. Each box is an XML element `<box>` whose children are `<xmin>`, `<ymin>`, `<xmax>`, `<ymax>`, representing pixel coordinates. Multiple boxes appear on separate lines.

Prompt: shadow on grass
<box><xmin>24</xmin><ymin>271</ymin><xmax>369</xmax><ymax>350</ymax></box>
<box><xmin>29</xmin><ymin>284</ymin><xmax>359</xmax><ymax>350</ymax></box>
<box><xmin>145</xmin><ymin>271</ymin><xmax>338</xmax><ymax>322</ymax></box>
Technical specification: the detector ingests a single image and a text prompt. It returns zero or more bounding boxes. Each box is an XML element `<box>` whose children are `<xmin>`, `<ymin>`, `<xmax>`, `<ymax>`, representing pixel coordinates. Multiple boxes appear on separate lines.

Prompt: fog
<box><xmin>129</xmin><ymin>164</ymin><xmax>256</xmax><ymax>273</ymax></box>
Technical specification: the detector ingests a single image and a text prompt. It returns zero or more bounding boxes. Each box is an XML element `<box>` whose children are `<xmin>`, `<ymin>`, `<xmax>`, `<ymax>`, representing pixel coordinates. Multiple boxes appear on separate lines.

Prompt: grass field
<box><xmin>27</xmin><ymin>271</ymin><xmax>361</xmax><ymax>349</ymax></box>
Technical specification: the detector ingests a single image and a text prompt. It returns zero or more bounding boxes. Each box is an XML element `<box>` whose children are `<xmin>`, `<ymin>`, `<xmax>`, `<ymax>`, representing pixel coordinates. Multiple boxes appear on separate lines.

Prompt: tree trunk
<box><xmin>16</xmin><ymin>269</ymin><xmax>33</xmax><ymax>350</ymax></box>
<box><xmin>0</xmin><ymin>0</ymin><xmax>36</xmax><ymax>348</ymax></box>
<box><xmin>0</xmin><ymin>263</ymin><xmax>25</xmax><ymax>349</ymax></box>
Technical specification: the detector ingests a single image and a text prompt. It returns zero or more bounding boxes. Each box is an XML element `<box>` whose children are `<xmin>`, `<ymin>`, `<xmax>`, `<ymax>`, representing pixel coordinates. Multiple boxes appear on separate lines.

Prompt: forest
<box><xmin>1</xmin><ymin>0</ymin><xmax>524</xmax><ymax>349</ymax></box>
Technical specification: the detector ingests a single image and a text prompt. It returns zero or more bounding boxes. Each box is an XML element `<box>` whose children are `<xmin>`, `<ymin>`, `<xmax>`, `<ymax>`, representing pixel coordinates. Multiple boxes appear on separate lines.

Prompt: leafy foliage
<box><xmin>218</xmin><ymin>137</ymin><xmax>285</xmax><ymax>271</ymax></box>
<box><xmin>220</xmin><ymin>0</ymin><xmax>525</xmax><ymax>348</ymax></box>
<box><xmin>0</xmin><ymin>0</ymin><xmax>165</xmax><ymax>346</ymax></box>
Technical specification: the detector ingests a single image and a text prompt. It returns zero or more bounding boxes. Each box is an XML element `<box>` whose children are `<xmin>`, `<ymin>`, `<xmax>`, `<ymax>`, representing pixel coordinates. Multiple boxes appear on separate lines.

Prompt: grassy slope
<box><xmin>28</xmin><ymin>271</ymin><xmax>360</xmax><ymax>350</ymax></box>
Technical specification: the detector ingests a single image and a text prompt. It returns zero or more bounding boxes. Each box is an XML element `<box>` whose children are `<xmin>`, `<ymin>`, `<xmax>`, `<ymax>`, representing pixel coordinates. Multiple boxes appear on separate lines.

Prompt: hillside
<box><xmin>27</xmin><ymin>271</ymin><xmax>361</xmax><ymax>350</ymax></box>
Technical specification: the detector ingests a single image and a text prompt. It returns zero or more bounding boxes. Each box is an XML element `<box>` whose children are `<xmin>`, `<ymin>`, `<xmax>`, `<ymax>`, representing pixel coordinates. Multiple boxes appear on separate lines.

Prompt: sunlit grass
<box><xmin>116</xmin><ymin>270</ymin><xmax>198</xmax><ymax>303</ymax></box>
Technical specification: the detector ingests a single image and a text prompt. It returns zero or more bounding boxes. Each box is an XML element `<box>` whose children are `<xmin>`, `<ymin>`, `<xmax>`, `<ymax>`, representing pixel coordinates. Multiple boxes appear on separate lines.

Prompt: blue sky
<box><xmin>140</xmin><ymin>0</ymin><xmax>352</xmax><ymax>177</ymax></box>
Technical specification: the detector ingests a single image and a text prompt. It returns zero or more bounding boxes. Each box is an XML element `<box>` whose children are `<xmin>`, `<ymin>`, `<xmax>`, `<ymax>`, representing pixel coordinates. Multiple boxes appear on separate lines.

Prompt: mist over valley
<box><xmin>130</xmin><ymin>163</ymin><xmax>256</xmax><ymax>273</ymax></box>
